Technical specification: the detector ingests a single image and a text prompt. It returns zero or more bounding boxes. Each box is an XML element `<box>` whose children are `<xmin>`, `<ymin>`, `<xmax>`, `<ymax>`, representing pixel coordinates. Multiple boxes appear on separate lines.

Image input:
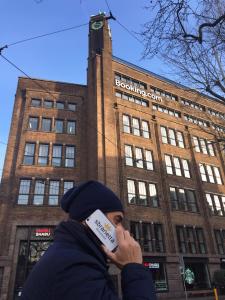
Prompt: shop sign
<box><xmin>115</xmin><ymin>79</ymin><xmax>163</xmax><ymax>102</ymax></box>
<box><xmin>144</xmin><ymin>262</ymin><xmax>160</xmax><ymax>269</ymax></box>
<box><xmin>184</xmin><ymin>268</ymin><xmax>195</xmax><ymax>284</ymax></box>
<box><xmin>34</xmin><ymin>228</ymin><xmax>52</xmax><ymax>237</ymax></box>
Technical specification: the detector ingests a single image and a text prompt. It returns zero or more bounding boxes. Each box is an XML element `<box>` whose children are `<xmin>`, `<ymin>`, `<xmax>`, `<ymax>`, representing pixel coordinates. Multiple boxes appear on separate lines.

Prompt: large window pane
<box><xmin>213</xmin><ymin>195</ymin><xmax>222</xmax><ymax>216</ymax></box>
<box><xmin>31</xmin><ymin>98</ymin><xmax>41</xmax><ymax>107</ymax></box>
<box><xmin>127</xmin><ymin>180</ymin><xmax>136</xmax><ymax>204</ymax></box>
<box><xmin>43</xmin><ymin>100</ymin><xmax>53</xmax><ymax>108</ymax></box>
<box><xmin>123</xmin><ymin>115</ymin><xmax>131</xmax><ymax>133</ymax></box>
<box><xmin>160</xmin><ymin>126</ymin><xmax>168</xmax><ymax>144</ymax></box>
<box><xmin>138</xmin><ymin>181</ymin><xmax>147</xmax><ymax>205</ymax></box>
<box><xmin>48</xmin><ymin>181</ymin><xmax>59</xmax><ymax>205</ymax></box>
<box><xmin>199</xmin><ymin>164</ymin><xmax>207</xmax><ymax>182</ymax></box>
<box><xmin>149</xmin><ymin>183</ymin><xmax>158</xmax><ymax>207</ymax></box>
<box><xmin>135</xmin><ymin>148</ymin><xmax>143</xmax><ymax>168</ymax></box>
<box><xmin>132</xmin><ymin>118</ymin><xmax>140</xmax><ymax>136</ymax></box>
<box><xmin>38</xmin><ymin>144</ymin><xmax>49</xmax><ymax>166</ymax></box>
<box><xmin>125</xmin><ymin>145</ymin><xmax>133</xmax><ymax>166</ymax></box>
<box><xmin>206</xmin><ymin>194</ymin><xmax>215</xmax><ymax>214</ymax></box>
<box><xmin>141</xmin><ymin>121</ymin><xmax>150</xmax><ymax>138</ymax></box>
<box><xmin>65</xmin><ymin>146</ymin><xmax>75</xmax><ymax>167</ymax></box>
<box><xmin>63</xmin><ymin>181</ymin><xmax>74</xmax><ymax>194</ymax></box>
<box><xmin>54</xmin><ymin>120</ymin><xmax>63</xmax><ymax>133</ymax></box>
<box><xmin>168</xmin><ymin>129</ymin><xmax>176</xmax><ymax>146</ymax></box>
<box><xmin>206</xmin><ymin>165</ymin><xmax>215</xmax><ymax>183</ymax></box>
<box><xmin>23</xmin><ymin>143</ymin><xmax>35</xmax><ymax>165</ymax></box>
<box><xmin>177</xmin><ymin>131</ymin><xmax>184</xmax><ymax>148</ymax></box>
<box><xmin>170</xmin><ymin>187</ymin><xmax>179</xmax><ymax>210</ymax></box>
<box><xmin>174</xmin><ymin>157</ymin><xmax>182</xmax><ymax>176</ymax></box>
<box><xmin>200</xmin><ymin>139</ymin><xmax>207</xmax><ymax>154</ymax></box>
<box><xmin>28</xmin><ymin>117</ymin><xmax>38</xmax><ymax>131</ymax></box>
<box><xmin>165</xmin><ymin>155</ymin><xmax>173</xmax><ymax>174</ymax></box>
<box><xmin>18</xmin><ymin>180</ymin><xmax>31</xmax><ymax>205</ymax></box>
<box><xmin>213</xmin><ymin>167</ymin><xmax>222</xmax><ymax>184</ymax></box>
<box><xmin>33</xmin><ymin>181</ymin><xmax>45</xmax><ymax>205</ymax></box>
<box><xmin>52</xmin><ymin>145</ymin><xmax>62</xmax><ymax>167</ymax></box>
<box><xmin>182</xmin><ymin>159</ymin><xmax>190</xmax><ymax>178</ymax></box>
<box><xmin>193</xmin><ymin>137</ymin><xmax>200</xmax><ymax>152</ymax></box>
<box><xmin>41</xmin><ymin>118</ymin><xmax>51</xmax><ymax>132</ymax></box>
<box><xmin>67</xmin><ymin>121</ymin><xmax>76</xmax><ymax>134</ymax></box>
<box><xmin>145</xmin><ymin>150</ymin><xmax>154</xmax><ymax>170</ymax></box>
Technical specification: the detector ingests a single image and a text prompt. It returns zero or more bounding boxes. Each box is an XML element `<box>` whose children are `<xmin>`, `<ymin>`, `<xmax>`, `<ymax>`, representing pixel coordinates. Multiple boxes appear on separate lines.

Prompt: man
<box><xmin>21</xmin><ymin>181</ymin><xmax>156</xmax><ymax>300</ymax></box>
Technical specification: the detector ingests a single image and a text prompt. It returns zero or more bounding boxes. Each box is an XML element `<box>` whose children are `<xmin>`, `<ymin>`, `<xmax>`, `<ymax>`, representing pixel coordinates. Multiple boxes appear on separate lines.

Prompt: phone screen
<box><xmin>85</xmin><ymin>209</ymin><xmax>118</xmax><ymax>251</ymax></box>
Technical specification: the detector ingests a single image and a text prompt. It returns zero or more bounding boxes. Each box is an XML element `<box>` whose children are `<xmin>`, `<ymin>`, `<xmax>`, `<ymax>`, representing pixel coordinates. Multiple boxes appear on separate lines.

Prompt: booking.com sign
<box><xmin>115</xmin><ymin>79</ymin><xmax>162</xmax><ymax>102</ymax></box>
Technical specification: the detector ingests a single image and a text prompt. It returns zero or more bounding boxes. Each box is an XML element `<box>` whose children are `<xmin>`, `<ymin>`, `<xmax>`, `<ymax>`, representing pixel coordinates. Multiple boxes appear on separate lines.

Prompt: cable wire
<box><xmin>116</xmin><ymin>19</ymin><xmax>144</xmax><ymax>46</ymax></box>
<box><xmin>6</xmin><ymin>22</ymin><xmax>89</xmax><ymax>47</ymax></box>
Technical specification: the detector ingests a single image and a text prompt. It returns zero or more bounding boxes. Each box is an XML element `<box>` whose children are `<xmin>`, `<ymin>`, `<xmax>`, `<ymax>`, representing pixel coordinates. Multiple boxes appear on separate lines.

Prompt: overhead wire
<box><xmin>2</xmin><ymin>22</ymin><xmax>89</xmax><ymax>49</ymax></box>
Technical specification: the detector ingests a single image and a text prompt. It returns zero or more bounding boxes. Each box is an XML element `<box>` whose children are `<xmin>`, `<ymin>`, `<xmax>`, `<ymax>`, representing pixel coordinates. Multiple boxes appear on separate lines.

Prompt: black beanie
<box><xmin>61</xmin><ymin>180</ymin><xmax>124</xmax><ymax>221</ymax></box>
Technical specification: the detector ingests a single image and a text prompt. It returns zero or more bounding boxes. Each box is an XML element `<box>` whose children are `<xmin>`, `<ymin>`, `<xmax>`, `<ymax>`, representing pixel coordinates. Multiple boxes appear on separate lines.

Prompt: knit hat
<box><xmin>61</xmin><ymin>180</ymin><xmax>124</xmax><ymax>221</ymax></box>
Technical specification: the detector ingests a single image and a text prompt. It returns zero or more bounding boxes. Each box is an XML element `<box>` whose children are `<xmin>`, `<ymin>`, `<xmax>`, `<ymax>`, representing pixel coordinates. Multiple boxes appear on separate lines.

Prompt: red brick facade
<box><xmin>0</xmin><ymin>14</ymin><xmax>225</xmax><ymax>299</ymax></box>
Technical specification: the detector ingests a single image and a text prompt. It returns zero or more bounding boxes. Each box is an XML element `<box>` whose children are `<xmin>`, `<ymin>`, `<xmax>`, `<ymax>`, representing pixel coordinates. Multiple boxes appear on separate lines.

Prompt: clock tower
<box><xmin>85</xmin><ymin>13</ymin><xmax>120</xmax><ymax>196</ymax></box>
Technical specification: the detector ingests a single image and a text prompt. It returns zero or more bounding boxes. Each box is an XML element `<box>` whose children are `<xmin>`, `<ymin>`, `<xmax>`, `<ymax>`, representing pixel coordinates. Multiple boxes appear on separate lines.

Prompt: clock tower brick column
<box><xmin>85</xmin><ymin>14</ymin><xmax>120</xmax><ymax>196</ymax></box>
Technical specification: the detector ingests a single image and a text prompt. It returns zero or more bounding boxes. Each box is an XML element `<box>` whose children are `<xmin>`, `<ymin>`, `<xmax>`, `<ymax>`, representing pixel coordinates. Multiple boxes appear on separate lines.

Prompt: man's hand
<box><xmin>102</xmin><ymin>226</ymin><xmax>143</xmax><ymax>269</ymax></box>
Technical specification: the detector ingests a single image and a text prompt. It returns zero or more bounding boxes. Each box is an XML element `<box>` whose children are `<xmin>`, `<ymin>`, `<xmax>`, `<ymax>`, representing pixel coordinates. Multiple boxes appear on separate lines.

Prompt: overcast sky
<box><xmin>0</xmin><ymin>0</ymin><xmax>170</xmax><ymax>179</ymax></box>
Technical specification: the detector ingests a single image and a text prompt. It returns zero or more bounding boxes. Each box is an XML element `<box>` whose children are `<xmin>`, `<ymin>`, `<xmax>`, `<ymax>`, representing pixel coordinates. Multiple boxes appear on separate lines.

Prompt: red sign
<box><xmin>143</xmin><ymin>262</ymin><xmax>160</xmax><ymax>269</ymax></box>
<box><xmin>35</xmin><ymin>228</ymin><xmax>51</xmax><ymax>237</ymax></box>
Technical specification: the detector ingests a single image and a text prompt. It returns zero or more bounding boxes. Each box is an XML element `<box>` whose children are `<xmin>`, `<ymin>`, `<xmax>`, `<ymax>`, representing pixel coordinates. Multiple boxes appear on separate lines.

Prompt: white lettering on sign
<box><xmin>35</xmin><ymin>228</ymin><xmax>51</xmax><ymax>237</ymax></box>
<box><xmin>115</xmin><ymin>79</ymin><xmax>162</xmax><ymax>102</ymax></box>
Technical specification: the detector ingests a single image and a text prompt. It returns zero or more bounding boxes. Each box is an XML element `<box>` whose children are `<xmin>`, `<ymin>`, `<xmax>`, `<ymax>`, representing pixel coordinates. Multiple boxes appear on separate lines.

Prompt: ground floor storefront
<box><xmin>0</xmin><ymin>225</ymin><xmax>224</xmax><ymax>300</ymax></box>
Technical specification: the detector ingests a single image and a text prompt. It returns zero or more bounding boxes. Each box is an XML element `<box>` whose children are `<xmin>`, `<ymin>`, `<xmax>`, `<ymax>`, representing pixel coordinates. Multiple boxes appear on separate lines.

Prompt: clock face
<box><xmin>91</xmin><ymin>21</ymin><xmax>103</xmax><ymax>30</ymax></box>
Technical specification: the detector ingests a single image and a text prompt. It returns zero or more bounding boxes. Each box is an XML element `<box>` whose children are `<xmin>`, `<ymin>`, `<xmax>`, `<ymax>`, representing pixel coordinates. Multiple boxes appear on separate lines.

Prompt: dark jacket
<box><xmin>21</xmin><ymin>220</ymin><xmax>156</xmax><ymax>300</ymax></box>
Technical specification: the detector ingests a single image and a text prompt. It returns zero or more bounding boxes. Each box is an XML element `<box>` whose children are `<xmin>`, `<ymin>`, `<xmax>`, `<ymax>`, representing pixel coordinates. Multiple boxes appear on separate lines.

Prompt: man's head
<box><xmin>61</xmin><ymin>181</ymin><xmax>124</xmax><ymax>226</ymax></box>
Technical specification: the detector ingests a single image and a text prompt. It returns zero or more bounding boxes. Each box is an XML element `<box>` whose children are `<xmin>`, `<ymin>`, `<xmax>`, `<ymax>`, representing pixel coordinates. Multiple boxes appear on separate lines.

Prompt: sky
<box><xmin>0</xmin><ymin>0</ymin><xmax>169</xmax><ymax>179</ymax></box>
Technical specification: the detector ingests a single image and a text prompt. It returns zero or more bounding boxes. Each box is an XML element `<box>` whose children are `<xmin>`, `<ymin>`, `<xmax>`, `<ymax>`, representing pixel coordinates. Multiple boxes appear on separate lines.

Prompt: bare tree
<box><xmin>141</xmin><ymin>0</ymin><xmax>225</xmax><ymax>102</ymax></box>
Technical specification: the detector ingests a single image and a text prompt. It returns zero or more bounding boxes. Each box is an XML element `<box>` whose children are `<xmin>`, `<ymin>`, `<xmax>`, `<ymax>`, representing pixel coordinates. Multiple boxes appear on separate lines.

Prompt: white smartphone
<box><xmin>85</xmin><ymin>209</ymin><xmax>118</xmax><ymax>251</ymax></box>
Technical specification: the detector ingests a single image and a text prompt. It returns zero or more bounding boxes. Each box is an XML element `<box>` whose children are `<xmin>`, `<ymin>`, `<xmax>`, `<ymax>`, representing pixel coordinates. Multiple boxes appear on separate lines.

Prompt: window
<box><xmin>170</xmin><ymin>187</ymin><xmax>198</xmax><ymax>212</ymax></box>
<box><xmin>33</xmin><ymin>180</ymin><xmax>45</xmax><ymax>205</ymax></box>
<box><xmin>124</xmin><ymin>145</ymin><xmax>133</xmax><ymax>166</ymax></box>
<box><xmin>28</xmin><ymin>117</ymin><xmax>38</xmax><ymax>131</ymax></box>
<box><xmin>68</xmin><ymin>103</ymin><xmax>76</xmax><ymax>111</ymax></box>
<box><xmin>208</xmin><ymin>108</ymin><xmax>225</xmax><ymax>120</ymax></box>
<box><xmin>41</xmin><ymin>118</ymin><xmax>51</xmax><ymax>132</ymax></box>
<box><xmin>206</xmin><ymin>193</ymin><xmax>225</xmax><ymax>216</ymax></box>
<box><xmin>135</xmin><ymin>148</ymin><xmax>144</xmax><ymax>168</ymax></box>
<box><xmin>182</xmin><ymin>159</ymin><xmax>191</xmax><ymax>178</ymax></box>
<box><xmin>127</xmin><ymin>179</ymin><xmax>159</xmax><ymax>207</ymax></box>
<box><xmin>165</xmin><ymin>155</ymin><xmax>190</xmax><ymax>178</ymax></box>
<box><xmin>43</xmin><ymin>100</ymin><xmax>53</xmax><ymax>108</ymax></box>
<box><xmin>63</xmin><ymin>181</ymin><xmax>74</xmax><ymax>194</ymax></box>
<box><xmin>18</xmin><ymin>180</ymin><xmax>31</xmax><ymax>205</ymax></box>
<box><xmin>123</xmin><ymin>115</ymin><xmax>150</xmax><ymax>138</ymax></box>
<box><xmin>67</xmin><ymin>121</ymin><xmax>76</xmax><ymax>134</ymax></box>
<box><xmin>31</xmin><ymin>98</ymin><xmax>41</xmax><ymax>107</ymax></box>
<box><xmin>153</xmin><ymin>104</ymin><xmax>180</xmax><ymax>118</ymax></box>
<box><xmin>65</xmin><ymin>146</ymin><xmax>75</xmax><ymax>167</ymax></box>
<box><xmin>115</xmin><ymin>90</ymin><xmax>149</xmax><ymax>107</ymax></box>
<box><xmin>127</xmin><ymin>180</ymin><xmax>136</xmax><ymax>204</ymax></box>
<box><xmin>184</xmin><ymin>115</ymin><xmax>209</xmax><ymax>127</ymax></box>
<box><xmin>132</xmin><ymin>118</ymin><xmax>140</xmax><ymax>136</ymax></box>
<box><xmin>165</xmin><ymin>155</ymin><xmax>173</xmax><ymax>175</ymax></box>
<box><xmin>56</xmin><ymin>102</ymin><xmax>64</xmax><ymax>109</ymax></box>
<box><xmin>48</xmin><ymin>181</ymin><xmax>60</xmax><ymax>205</ymax></box>
<box><xmin>141</xmin><ymin>120</ymin><xmax>150</xmax><ymax>138</ymax></box>
<box><xmin>176</xmin><ymin>226</ymin><xmax>207</xmax><ymax>254</ymax></box>
<box><xmin>123</xmin><ymin>115</ymin><xmax>131</xmax><ymax>133</ymax></box>
<box><xmin>192</xmin><ymin>136</ymin><xmax>215</xmax><ymax>156</ymax></box>
<box><xmin>38</xmin><ymin>144</ymin><xmax>49</xmax><ymax>166</ymax></box>
<box><xmin>199</xmin><ymin>163</ymin><xmax>222</xmax><ymax>184</ymax></box>
<box><xmin>130</xmin><ymin>222</ymin><xmax>165</xmax><ymax>252</ymax></box>
<box><xmin>23</xmin><ymin>143</ymin><xmax>35</xmax><ymax>165</ymax></box>
<box><xmin>160</xmin><ymin>126</ymin><xmax>184</xmax><ymax>148</ymax></box>
<box><xmin>214</xmin><ymin>230</ymin><xmax>225</xmax><ymax>254</ymax></box>
<box><xmin>54</xmin><ymin>119</ymin><xmax>63</xmax><ymax>133</ymax></box>
<box><xmin>52</xmin><ymin>145</ymin><xmax>62</xmax><ymax>167</ymax></box>
<box><xmin>181</xmin><ymin>98</ymin><xmax>204</xmax><ymax>111</ymax></box>
<box><xmin>145</xmin><ymin>150</ymin><xmax>154</xmax><ymax>171</ymax></box>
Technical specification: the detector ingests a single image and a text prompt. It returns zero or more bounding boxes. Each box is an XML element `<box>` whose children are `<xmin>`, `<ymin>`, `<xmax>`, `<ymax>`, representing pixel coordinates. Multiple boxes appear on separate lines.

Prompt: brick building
<box><xmin>0</xmin><ymin>13</ymin><xmax>225</xmax><ymax>299</ymax></box>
